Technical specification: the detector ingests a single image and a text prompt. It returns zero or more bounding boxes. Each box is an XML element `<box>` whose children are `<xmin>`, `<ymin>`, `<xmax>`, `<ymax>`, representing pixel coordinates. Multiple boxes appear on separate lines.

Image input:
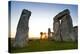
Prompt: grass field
<box><xmin>9</xmin><ymin>38</ymin><xmax>78</xmax><ymax>53</ymax></box>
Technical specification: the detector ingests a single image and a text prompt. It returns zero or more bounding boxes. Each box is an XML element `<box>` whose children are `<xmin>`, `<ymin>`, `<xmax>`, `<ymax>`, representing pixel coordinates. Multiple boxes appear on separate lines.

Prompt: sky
<box><xmin>9</xmin><ymin>1</ymin><xmax>78</xmax><ymax>38</ymax></box>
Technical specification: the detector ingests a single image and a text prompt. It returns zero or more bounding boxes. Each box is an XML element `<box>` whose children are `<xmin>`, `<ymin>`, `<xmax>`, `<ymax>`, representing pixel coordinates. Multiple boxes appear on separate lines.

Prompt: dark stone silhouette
<box><xmin>13</xmin><ymin>9</ymin><xmax>31</xmax><ymax>47</ymax></box>
<box><xmin>48</xmin><ymin>28</ymin><xmax>51</xmax><ymax>40</ymax></box>
<box><xmin>40</xmin><ymin>32</ymin><xmax>43</xmax><ymax>39</ymax></box>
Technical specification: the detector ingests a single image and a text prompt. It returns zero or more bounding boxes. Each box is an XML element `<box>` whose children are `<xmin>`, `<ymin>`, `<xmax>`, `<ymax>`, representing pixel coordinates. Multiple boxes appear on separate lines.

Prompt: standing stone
<box><xmin>48</xmin><ymin>28</ymin><xmax>51</xmax><ymax>40</ymax></box>
<box><xmin>53</xmin><ymin>9</ymin><xmax>74</xmax><ymax>41</ymax></box>
<box><xmin>70</xmin><ymin>26</ymin><xmax>78</xmax><ymax>41</ymax></box>
<box><xmin>40</xmin><ymin>32</ymin><xmax>43</xmax><ymax>40</ymax></box>
<box><xmin>13</xmin><ymin>9</ymin><xmax>31</xmax><ymax>47</ymax></box>
<box><xmin>60</xmin><ymin>14</ymin><xmax>73</xmax><ymax>41</ymax></box>
<box><xmin>53</xmin><ymin>20</ymin><xmax>61</xmax><ymax>41</ymax></box>
<box><xmin>73</xmin><ymin>26</ymin><xmax>78</xmax><ymax>41</ymax></box>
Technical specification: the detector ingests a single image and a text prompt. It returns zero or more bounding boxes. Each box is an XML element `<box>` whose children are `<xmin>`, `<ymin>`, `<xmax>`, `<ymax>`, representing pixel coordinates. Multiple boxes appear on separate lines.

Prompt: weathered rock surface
<box><xmin>60</xmin><ymin>14</ymin><xmax>73</xmax><ymax>41</ymax></box>
<box><xmin>53</xmin><ymin>21</ymin><xmax>61</xmax><ymax>41</ymax></box>
<box><xmin>54</xmin><ymin>9</ymin><xmax>70</xmax><ymax>21</ymax></box>
<box><xmin>13</xmin><ymin>9</ymin><xmax>31</xmax><ymax>47</ymax></box>
<box><xmin>73</xmin><ymin>26</ymin><xmax>78</xmax><ymax>41</ymax></box>
<box><xmin>53</xmin><ymin>9</ymin><xmax>77</xmax><ymax>41</ymax></box>
<box><xmin>70</xmin><ymin>26</ymin><xmax>78</xmax><ymax>41</ymax></box>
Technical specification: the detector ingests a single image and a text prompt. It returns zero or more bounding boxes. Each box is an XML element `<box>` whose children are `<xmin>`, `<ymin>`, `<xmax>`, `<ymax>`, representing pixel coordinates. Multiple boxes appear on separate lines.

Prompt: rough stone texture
<box><xmin>53</xmin><ymin>21</ymin><xmax>61</xmax><ymax>41</ymax></box>
<box><xmin>60</xmin><ymin>14</ymin><xmax>73</xmax><ymax>41</ymax></box>
<box><xmin>13</xmin><ymin>9</ymin><xmax>31</xmax><ymax>47</ymax></box>
<box><xmin>73</xmin><ymin>26</ymin><xmax>78</xmax><ymax>41</ymax></box>
<box><xmin>70</xmin><ymin>26</ymin><xmax>78</xmax><ymax>41</ymax></box>
<box><xmin>54</xmin><ymin>9</ymin><xmax>70</xmax><ymax>21</ymax></box>
<box><xmin>53</xmin><ymin>9</ymin><xmax>76</xmax><ymax>41</ymax></box>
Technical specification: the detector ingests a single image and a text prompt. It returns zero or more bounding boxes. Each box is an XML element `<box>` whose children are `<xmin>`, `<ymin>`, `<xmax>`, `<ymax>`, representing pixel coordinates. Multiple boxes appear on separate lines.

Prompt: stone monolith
<box><xmin>13</xmin><ymin>9</ymin><xmax>31</xmax><ymax>47</ymax></box>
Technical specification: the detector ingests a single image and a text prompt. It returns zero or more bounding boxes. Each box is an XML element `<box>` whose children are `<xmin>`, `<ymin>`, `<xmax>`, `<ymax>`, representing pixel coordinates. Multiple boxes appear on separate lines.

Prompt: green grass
<box><xmin>9</xmin><ymin>39</ymin><xmax>78</xmax><ymax>53</ymax></box>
